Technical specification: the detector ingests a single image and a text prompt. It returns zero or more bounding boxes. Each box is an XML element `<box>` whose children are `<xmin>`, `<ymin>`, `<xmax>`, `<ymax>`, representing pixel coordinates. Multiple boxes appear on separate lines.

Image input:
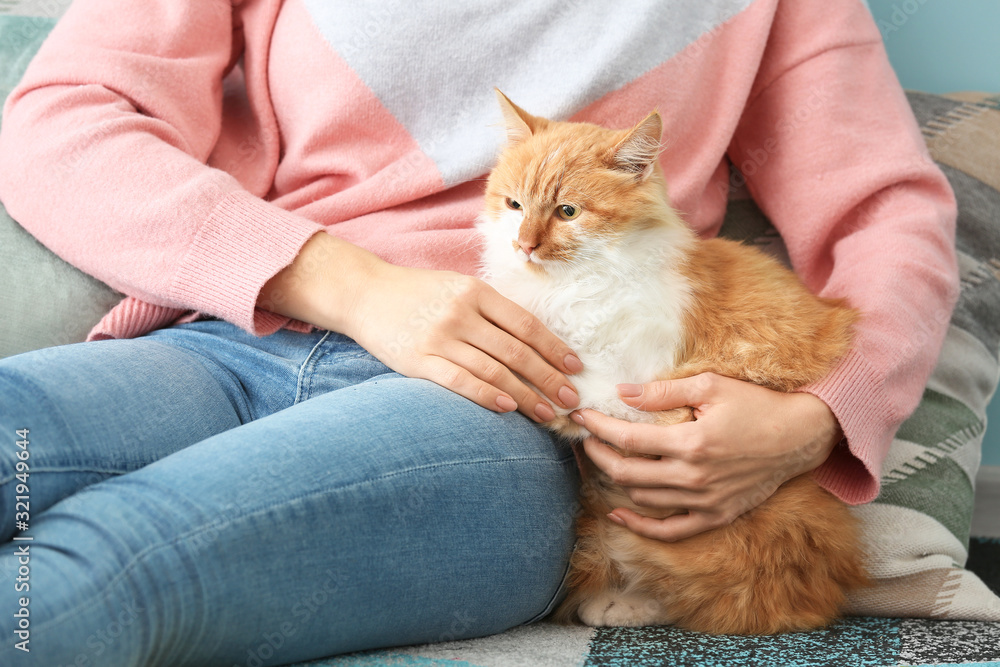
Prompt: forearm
<box><xmin>728</xmin><ymin>2</ymin><xmax>958</xmax><ymax>503</ymax></box>
<box><xmin>0</xmin><ymin>0</ymin><xmax>332</xmax><ymax>336</ymax></box>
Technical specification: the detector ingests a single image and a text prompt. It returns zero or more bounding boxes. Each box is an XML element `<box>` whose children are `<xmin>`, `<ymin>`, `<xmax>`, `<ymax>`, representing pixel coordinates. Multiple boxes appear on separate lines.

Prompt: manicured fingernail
<box><xmin>564</xmin><ymin>353</ymin><xmax>583</xmax><ymax>374</ymax></box>
<box><xmin>534</xmin><ymin>402</ymin><xmax>556</xmax><ymax>422</ymax></box>
<box><xmin>496</xmin><ymin>395</ymin><xmax>518</xmax><ymax>412</ymax></box>
<box><xmin>558</xmin><ymin>385</ymin><xmax>579</xmax><ymax>409</ymax></box>
<box><xmin>607</xmin><ymin>512</ymin><xmax>627</xmax><ymax>526</ymax></box>
<box><xmin>570</xmin><ymin>411</ymin><xmax>585</xmax><ymax>426</ymax></box>
<box><xmin>617</xmin><ymin>383</ymin><xmax>642</xmax><ymax>398</ymax></box>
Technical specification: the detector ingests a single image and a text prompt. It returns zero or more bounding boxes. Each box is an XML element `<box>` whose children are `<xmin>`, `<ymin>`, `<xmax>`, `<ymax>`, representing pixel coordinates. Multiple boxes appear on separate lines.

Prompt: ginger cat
<box><xmin>477</xmin><ymin>91</ymin><xmax>868</xmax><ymax>635</ymax></box>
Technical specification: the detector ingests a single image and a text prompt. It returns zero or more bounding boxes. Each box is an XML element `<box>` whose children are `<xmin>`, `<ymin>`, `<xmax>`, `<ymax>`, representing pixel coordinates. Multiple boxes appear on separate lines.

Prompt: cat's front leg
<box><xmin>576</xmin><ymin>588</ymin><xmax>673</xmax><ymax>627</ymax></box>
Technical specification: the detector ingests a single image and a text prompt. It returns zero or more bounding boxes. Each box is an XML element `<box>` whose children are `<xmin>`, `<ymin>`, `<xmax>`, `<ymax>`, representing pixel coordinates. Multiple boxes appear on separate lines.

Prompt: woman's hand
<box><xmin>259</xmin><ymin>232</ymin><xmax>581</xmax><ymax>421</ymax></box>
<box><xmin>345</xmin><ymin>262</ymin><xmax>583</xmax><ymax>421</ymax></box>
<box><xmin>571</xmin><ymin>373</ymin><xmax>841</xmax><ymax>541</ymax></box>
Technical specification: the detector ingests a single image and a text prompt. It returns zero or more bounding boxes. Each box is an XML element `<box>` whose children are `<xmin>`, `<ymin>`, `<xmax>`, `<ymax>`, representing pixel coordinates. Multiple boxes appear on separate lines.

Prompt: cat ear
<box><xmin>495</xmin><ymin>89</ymin><xmax>544</xmax><ymax>144</ymax></box>
<box><xmin>611</xmin><ymin>111</ymin><xmax>662</xmax><ymax>180</ymax></box>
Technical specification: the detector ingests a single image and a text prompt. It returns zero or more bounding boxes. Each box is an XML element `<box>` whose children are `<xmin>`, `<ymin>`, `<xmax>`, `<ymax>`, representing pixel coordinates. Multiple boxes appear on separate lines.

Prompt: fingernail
<box><xmin>607</xmin><ymin>512</ymin><xmax>627</xmax><ymax>526</ymax></box>
<box><xmin>570</xmin><ymin>411</ymin><xmax>585</xmax><ymax>426</ymax></box>
<box><xmin>535</xmin><ymin>402</ymin><xmax>556</xmax><ymax>422</ymax></box>
<box><xmin>564</xmin><ymin>353</ymin><xmax>583</xmax><ymax>374</ymax></box>
<box><xmin>558</xmin><ymin>385</ymin><xmax>579</xmax><ymax>409</ymax></box>
<box><xmin>496</xmin><ymin>395</ymin><xmax>518</xmax><ymax>412</ymax></box>
<box><xmin>617</xmin><ymin>383</ymin><xmax>642</xmax><ymax>397</ymax></box>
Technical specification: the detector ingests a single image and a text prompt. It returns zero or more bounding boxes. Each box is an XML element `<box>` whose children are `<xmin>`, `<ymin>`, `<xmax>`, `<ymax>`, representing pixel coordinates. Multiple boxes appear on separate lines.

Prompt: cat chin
<box><xmin>520</xmin><ymin>259</ymin><xmax>585</xmax><ymax>282</ymax></box>
<box><xmin>491</xmin><ymin>245</ymin><xmax>576</xmax><ymax>275</ymax></box>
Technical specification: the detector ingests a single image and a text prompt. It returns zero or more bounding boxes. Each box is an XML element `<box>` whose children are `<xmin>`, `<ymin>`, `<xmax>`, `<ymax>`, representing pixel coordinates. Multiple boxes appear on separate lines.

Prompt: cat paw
<box><xmin>577</xmin><ymin>591</ymin><xmax>670</xmax><ymax>627</ymax></box>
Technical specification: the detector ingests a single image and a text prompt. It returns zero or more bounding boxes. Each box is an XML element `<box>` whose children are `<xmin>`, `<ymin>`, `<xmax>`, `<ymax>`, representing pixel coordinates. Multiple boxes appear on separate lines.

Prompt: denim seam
<box><xmin>311</xmin><ymin>453</ymin><xmax>577</xmax><ymax>500</ymax></box>
<box><xmin>30</xmin><ymin>452</ymin><xmax>577</xmax><ymax>638</ymax></box>
<box><xmin>293</xmin><ymin>331</ymin><xmax>333</xmax><ymax>404</ymax></box>
<box><xmin>522</xmin><ymin>545</ymin><xmax>575</xmax><ymax>625</ymax></box>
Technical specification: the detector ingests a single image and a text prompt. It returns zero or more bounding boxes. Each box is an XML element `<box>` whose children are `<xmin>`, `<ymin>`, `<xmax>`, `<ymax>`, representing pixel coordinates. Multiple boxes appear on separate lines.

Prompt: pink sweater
<box><xmin>0</xmin><ymin>0</ymin><xmax>958</xmax><ymax>505</ymax></box>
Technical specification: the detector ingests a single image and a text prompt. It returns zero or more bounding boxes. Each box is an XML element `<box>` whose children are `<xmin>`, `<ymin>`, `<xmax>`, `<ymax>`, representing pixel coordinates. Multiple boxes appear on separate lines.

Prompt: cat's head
<box><xmin>479</xmin><ymin>90</ymin><xmax>684</xmax><ymax>276</ymax></box>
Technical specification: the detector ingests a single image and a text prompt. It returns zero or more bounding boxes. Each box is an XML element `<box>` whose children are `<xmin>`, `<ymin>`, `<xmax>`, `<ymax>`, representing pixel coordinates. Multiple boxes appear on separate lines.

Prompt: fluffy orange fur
<box><xmin>481</xmin><ymin>92</ymin><xmax>868</xmax><ymax>635</ymax></box>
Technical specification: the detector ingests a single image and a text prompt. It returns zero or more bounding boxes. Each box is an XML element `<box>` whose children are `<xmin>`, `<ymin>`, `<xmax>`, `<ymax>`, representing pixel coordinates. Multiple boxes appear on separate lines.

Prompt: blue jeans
<box><xmin>0</xmin><ymin>321</ymin><xmax>578</xmax><ymax>666</ymax></box>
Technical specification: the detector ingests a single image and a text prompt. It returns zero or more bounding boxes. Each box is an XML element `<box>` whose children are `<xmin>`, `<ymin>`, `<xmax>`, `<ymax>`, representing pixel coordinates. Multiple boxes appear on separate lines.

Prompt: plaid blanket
<box><xmin>298</xmin><ymin>544</ymin><xmax>1000</xmax><ymax>667</ymax></box>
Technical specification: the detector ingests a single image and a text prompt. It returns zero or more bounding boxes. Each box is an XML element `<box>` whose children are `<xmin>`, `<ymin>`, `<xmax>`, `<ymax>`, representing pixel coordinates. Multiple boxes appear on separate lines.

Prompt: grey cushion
<box><xmin>0</xmin><ymin>11</ymin><xmax>122</xmax><ymax>359</ymax></box>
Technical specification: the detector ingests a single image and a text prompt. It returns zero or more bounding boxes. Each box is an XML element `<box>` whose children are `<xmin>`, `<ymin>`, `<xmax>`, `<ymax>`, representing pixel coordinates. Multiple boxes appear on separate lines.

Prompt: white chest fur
<box><xmin>478</xmin><ymin>219</ymin><xmax>693</xmax><ymax>422</ymax></box>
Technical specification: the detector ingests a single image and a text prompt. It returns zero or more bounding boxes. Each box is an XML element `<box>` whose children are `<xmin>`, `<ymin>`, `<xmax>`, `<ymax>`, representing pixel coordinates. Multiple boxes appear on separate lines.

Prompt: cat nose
<box><xmin>519</xmin><ymin>241</ymin><xmax>536</xmax><ymax>257</ymax></box>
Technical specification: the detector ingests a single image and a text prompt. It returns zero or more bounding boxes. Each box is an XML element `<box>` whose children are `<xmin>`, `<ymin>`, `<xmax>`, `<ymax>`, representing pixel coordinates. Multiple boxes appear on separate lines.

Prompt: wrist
<box><xmin>257</xmin><ymin>231</ymin><xmax>384</xmax><ymax>333</ymax></box>
<box><xmin>789</xmin><ymin>391</ymin><xmax>842</xmax><ymax>472</ymax></box>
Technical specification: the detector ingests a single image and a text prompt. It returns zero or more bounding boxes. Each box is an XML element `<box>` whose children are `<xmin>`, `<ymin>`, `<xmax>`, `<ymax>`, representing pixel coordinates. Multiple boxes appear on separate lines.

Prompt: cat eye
<box><xmin>557</xmin><ymin>204</ymin><xmax>581</xmax><ymax>220</ymax></box>
<box><xmin>505</xmin><ymin>198</ymin><xmax>522</xmax><ymax>211</ymax></box>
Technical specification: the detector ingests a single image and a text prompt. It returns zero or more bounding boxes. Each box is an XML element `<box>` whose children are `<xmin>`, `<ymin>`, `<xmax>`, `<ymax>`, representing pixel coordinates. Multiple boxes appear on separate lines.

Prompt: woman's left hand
<box><xmin>571</xmin><ymin>372</ymin><xmax>842</xmax><ymax>542</ymax></box>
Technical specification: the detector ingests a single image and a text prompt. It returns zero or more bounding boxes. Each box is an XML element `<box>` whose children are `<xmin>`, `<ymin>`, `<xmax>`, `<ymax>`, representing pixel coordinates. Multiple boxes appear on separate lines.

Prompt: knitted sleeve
<box><xmin>728</xmin><ymin>0</ymin><xmax>959</xmax><ymax>504</ymax></box>
<box><xmin>0</xmin><ymin>0</ymin><xmax>323</xmax><ymax>335</ymax></box>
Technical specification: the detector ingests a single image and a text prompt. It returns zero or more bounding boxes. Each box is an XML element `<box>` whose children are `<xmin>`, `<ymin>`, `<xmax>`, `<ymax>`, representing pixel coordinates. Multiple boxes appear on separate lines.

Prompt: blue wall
<box><xmin>866</xmin><ymin>0</ymin><xmax>1000</xmax><ymax>466</ymax></box>
<box><xmin>867</xmin><ymin>0</ymin><xmax>1000</xmax><ymax>94</ymax></box>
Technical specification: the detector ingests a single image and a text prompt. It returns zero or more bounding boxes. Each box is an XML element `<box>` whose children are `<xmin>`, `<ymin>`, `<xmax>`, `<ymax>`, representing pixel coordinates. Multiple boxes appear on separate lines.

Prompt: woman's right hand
<box><xmin>259</xmin><ymin>232</ymin><xmax>582</xmax><ymax>421</ymax></box>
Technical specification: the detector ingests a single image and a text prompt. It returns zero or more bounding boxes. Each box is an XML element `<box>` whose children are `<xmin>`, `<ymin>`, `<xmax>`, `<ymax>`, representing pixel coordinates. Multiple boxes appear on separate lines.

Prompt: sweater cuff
<box><xmin>169</xmin><ymin>191</ymin><xmax>325</xmax><ymax>336</ymax></box>
<box><xmin>801</xmin><ymin>349</ymin><xmax>897</xmax><ymax>505</ymax></box>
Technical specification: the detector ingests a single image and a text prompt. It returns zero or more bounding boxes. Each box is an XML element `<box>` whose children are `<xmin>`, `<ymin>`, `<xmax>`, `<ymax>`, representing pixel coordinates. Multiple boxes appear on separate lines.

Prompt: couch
<box><xmin>2</xmin><ymin>5</ymin><xmax>999</xmax><ymax>667</ymax></box>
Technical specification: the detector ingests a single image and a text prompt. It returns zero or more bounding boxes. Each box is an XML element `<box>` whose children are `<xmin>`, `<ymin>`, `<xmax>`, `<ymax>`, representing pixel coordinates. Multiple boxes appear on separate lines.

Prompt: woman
<box><xmin>0</xmin><ymin>1</ymin><xmax>957</xmax><ymax>664</ymax></box>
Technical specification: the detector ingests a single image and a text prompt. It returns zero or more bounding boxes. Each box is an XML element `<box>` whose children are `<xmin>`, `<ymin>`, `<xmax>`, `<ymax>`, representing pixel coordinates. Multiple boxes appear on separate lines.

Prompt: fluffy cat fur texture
<box><xmin>477</xmin><ymin>90</ymin><xmax>868</xmax><ymax>635</ymax></box>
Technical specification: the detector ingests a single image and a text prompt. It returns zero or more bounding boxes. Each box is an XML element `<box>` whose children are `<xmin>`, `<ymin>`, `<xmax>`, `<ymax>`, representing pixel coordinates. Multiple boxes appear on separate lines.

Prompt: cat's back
<box><xmin>673</xmin><ymin>237</ymin><xmax>857</xmax><ymax>391</ymax></box>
